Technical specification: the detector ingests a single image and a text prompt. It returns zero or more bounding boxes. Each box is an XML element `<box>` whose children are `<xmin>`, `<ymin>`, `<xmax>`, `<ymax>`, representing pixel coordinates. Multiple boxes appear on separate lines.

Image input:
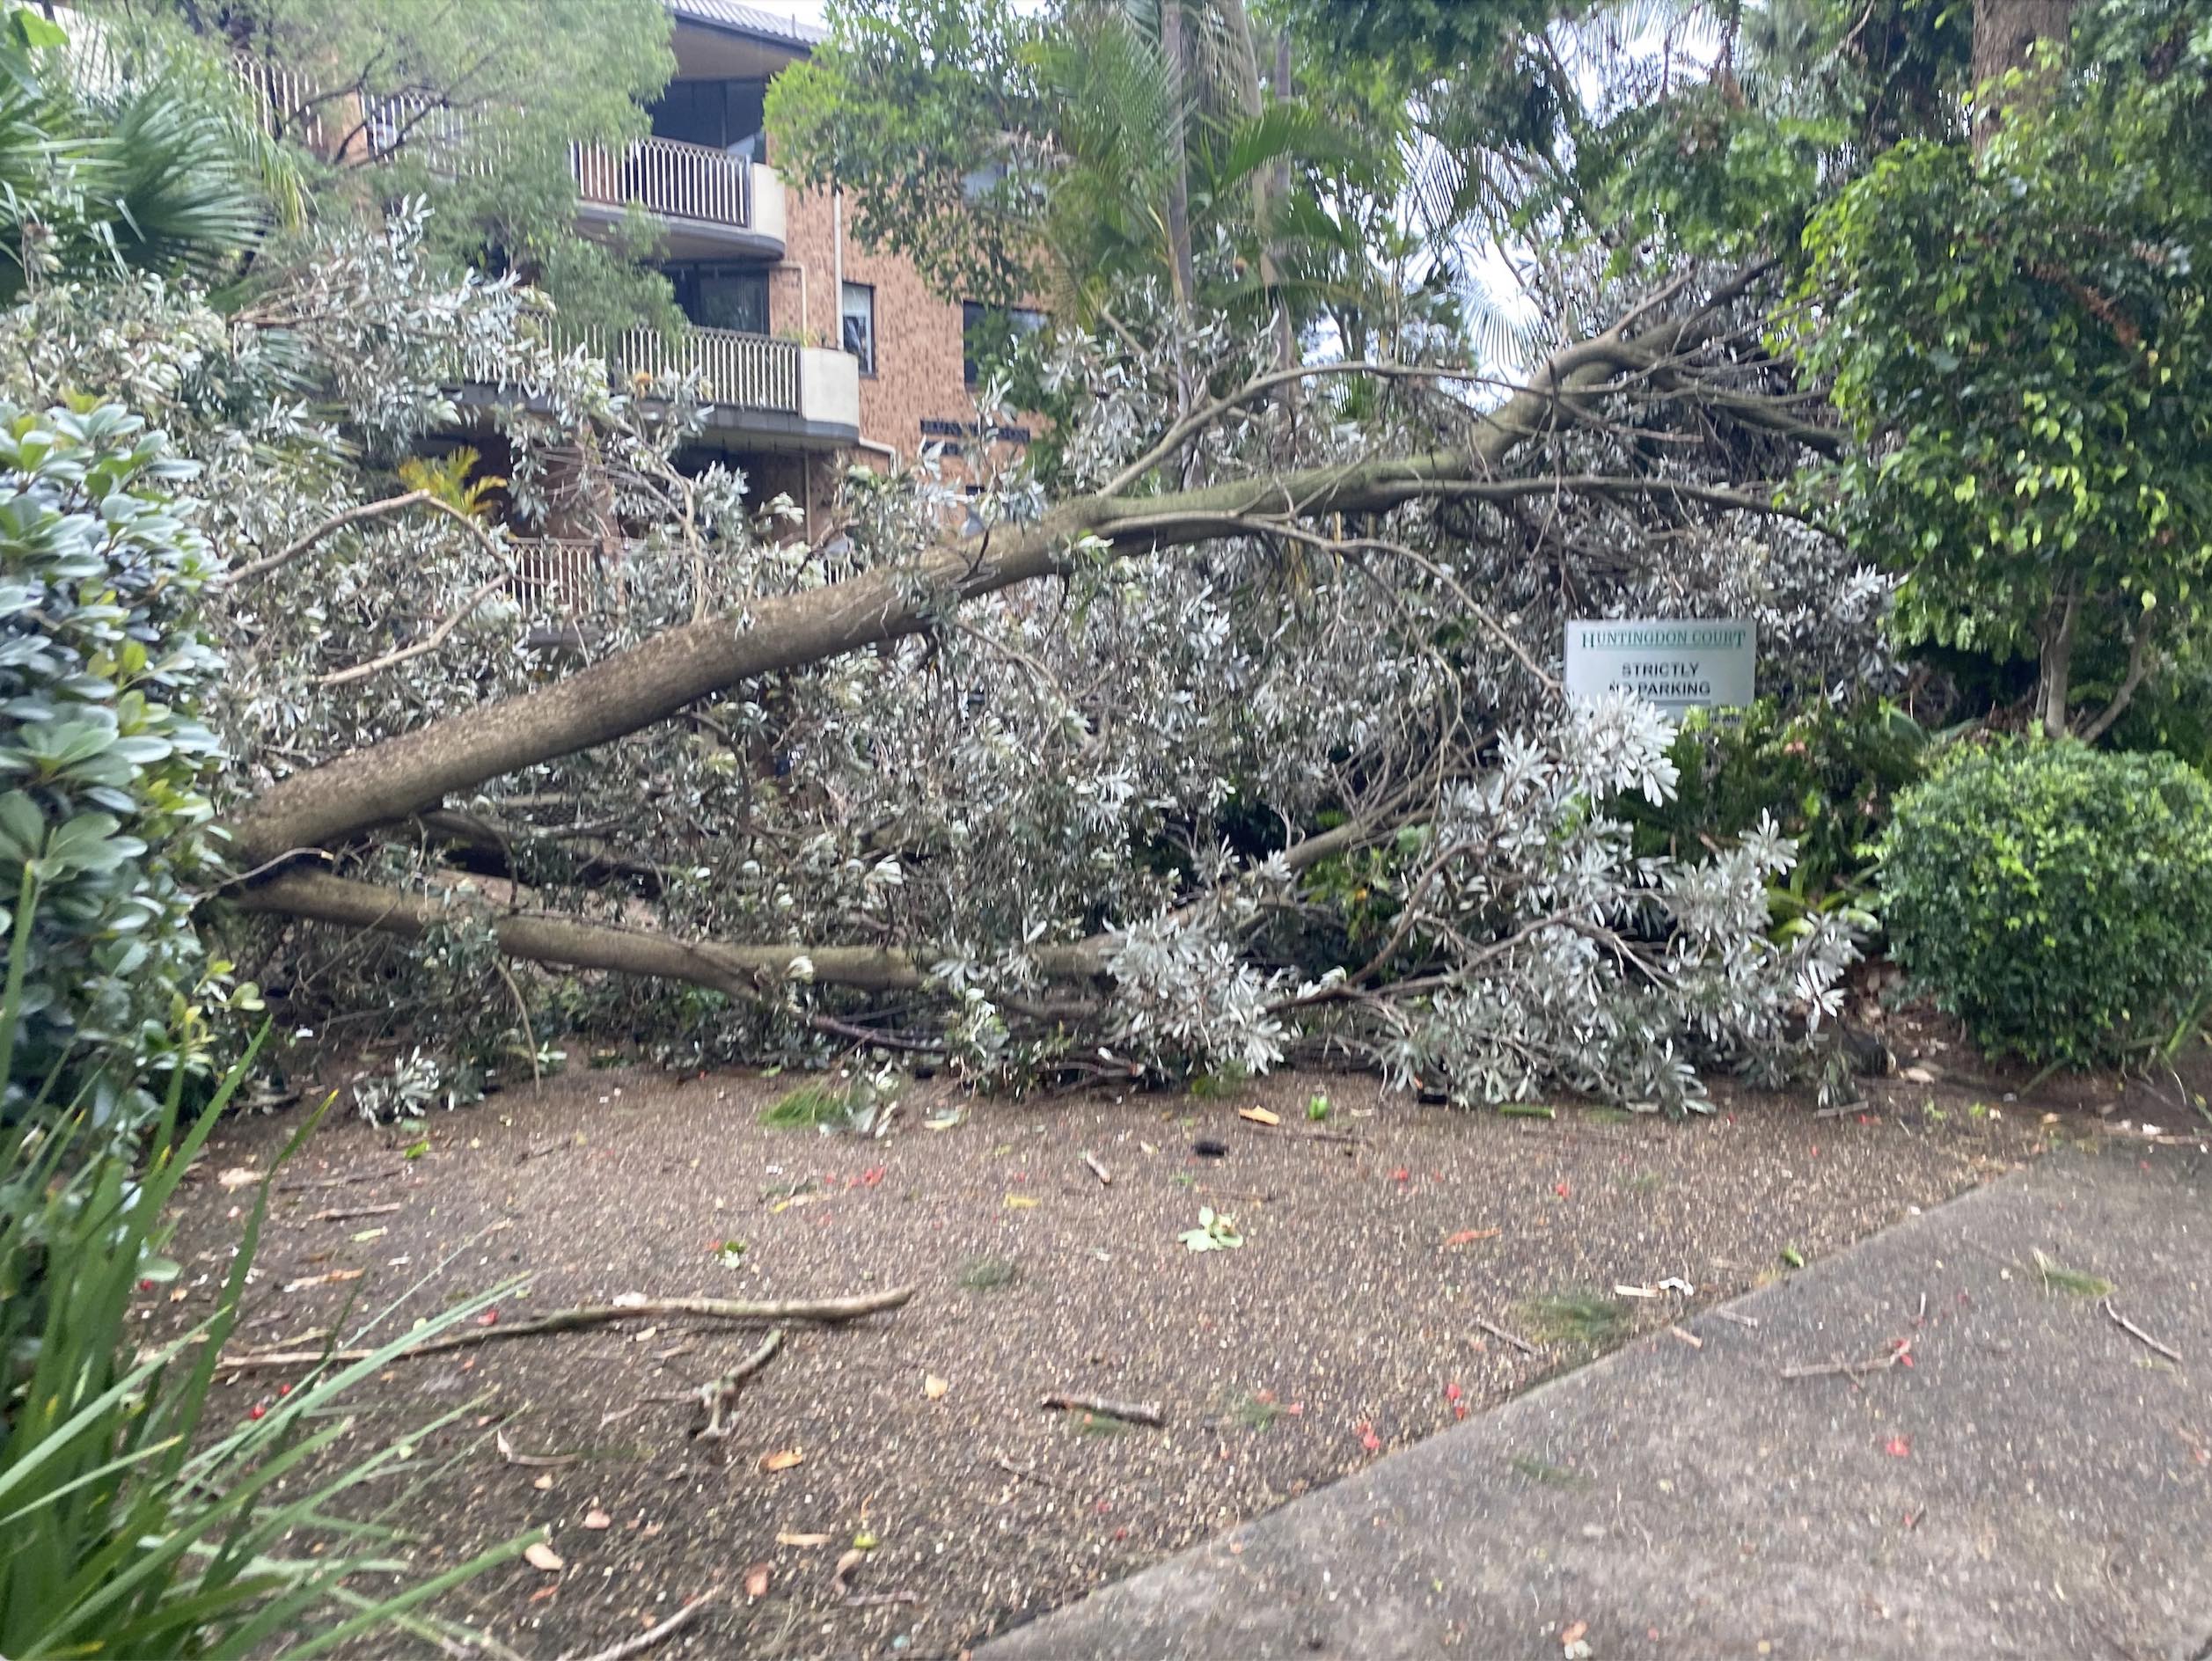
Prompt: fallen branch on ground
<box><xmin>2103</xmin><ymin>1298</ymin><xmax>2183</xmax><ymax>1364</ymax></box>
<box><xmin>219</xmin><ymin>1285</ymin><xmax>914</xmax><ymax>1372</ymax></box>
<box><xmin>1042</xmin><ymin>1392</ymin><xmax>1166</xmax><ymax>1427</ymax></box>
<box><xmin>564</xmin><ymin>1594</ymin><xmax>716</xmax><ymax>1661</ymax></box>
<box><xmin>278</xmin><ymin>1166</ymin><xmax>406</xmax><ymax>1192</ymax></box>
<box><xmin>495</xmin><ymin>1427</ymin><xmax>579</xmax><ymax>1470</ymax></box>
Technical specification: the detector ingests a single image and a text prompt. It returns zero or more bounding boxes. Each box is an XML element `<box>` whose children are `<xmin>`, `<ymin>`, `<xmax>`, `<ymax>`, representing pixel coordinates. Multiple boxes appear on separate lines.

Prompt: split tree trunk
<box><xmin>1161</xmin><ymin>0</ymin><xmax>1197</xmax><ymax>308</ymax></box>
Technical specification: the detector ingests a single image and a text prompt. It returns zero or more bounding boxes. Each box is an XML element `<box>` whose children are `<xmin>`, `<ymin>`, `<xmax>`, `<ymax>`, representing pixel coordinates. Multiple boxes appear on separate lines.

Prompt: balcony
<box><xmin>579</xmin><ymin>325</ymin><xmax>861</xmax><ymax>450</ymax></box>
<box><xmin>571</xmin><ymin>137</ymin><xmax>786</xmax><ymax>259</ymax></box>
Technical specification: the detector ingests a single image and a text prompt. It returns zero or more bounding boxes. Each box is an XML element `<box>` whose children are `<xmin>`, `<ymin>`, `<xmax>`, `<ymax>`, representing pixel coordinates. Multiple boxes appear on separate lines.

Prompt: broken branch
<box><xmin>1041</xmin><ymin>1392</ymin><xmax>1165</xmax><ymax>1427</ymax></box>
<box><xmin>565</xmin><ymin>1594</ymin><xmax>717</xmax><ymax>1661</ymax></box>
<box><xmin>1475</xmin><ymin>1315</ymin><xmax>1540</xmax><ymax>1356</ymax></box>
<box><xmin>219</xmin><ymin>1285</ymin><xmax>914</xmax><ymax>1372</ymax></box>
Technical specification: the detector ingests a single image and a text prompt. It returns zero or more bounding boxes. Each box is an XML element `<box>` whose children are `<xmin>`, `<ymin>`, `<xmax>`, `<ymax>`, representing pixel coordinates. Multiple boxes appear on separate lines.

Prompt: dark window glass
<box><xmin>841</xmin><ymin>282</ymin><xmax>875</xmax><ymax>376</ymax></box>
<box><xmin>670</xmin><ymin>265</ymin><xmax>769</xmax><ymax>335</ymax></box>
<box><xmin>648</xmin><ymin>79</ymin><xmax>770</xmax><ymax>157</ymax></box>
<box><xmin>962</xmin><ymin>302</ymin><xmax>1048</xmax><ymax>385</ymax></box>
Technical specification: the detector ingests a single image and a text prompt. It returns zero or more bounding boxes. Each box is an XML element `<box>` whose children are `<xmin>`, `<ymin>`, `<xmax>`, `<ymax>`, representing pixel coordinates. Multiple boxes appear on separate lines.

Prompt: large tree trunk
<box><xmin>1972</xmin><ymin>0</ymin><xmax>2074</xmax><ymax>136</ymax></box>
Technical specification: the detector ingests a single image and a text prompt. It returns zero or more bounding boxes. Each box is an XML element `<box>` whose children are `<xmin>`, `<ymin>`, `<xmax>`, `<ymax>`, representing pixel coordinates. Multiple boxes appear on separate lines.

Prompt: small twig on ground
<box><xmin>1080</xmin><ymin>1152</ymin><xmax>1112</xmax><ymax>1187</ymax></box>
<box><xmin>495</xmin><ymin>1428</ymin><xmax>580</xmax><ymax>1470</ymax></box>
<box><xmin>1475</xmin><ymin>1316</ymin><xmax>1540</xmax><ymax>1356</ymax></box>
<box><xmin>219</xmin><ymin>1285</ymin><xmax>915</xmax><ymax>1372</ymax></box>
<box><xmin>2103</xmin><ymin>1298</ymin><xmax>2183</xmax><ymax>1365</ymax></box>
<box><xmin>844</xmin><ymin>1591</ymin><xmax>923</xmax><ymax>1607</ymax></box>
<box><xmin>565</xmin><ymin>1593</ymin><xmax>716</xmax><ymax>1661</ymax></box>
<box><xmin>1041</xmin><ymin>1392</ymin><xmax>1165</xmax><ymax>1427</ymax></box>
<box><xmin>1710</xmin><ymin>1309</ymin><xmax>1761</xmax><ymax>1329</ymax></box>
<box><xmin>1780</xmin><ymin>1341</ymin><xmax>1908</xmax><ymax>1381</ymax></box>
<box><xmin>1666</xmin><ymin>1325</ymin><xmax>1703</xmax><ymax>1350</ymax></box>
<box><xmin>992</xmin><ymin>1452</ymin><xmax>1057</xmax><ymax>1488</ymax></box>
<box><xmin>278</xmin><ymin>1166</ymin><xmax>405</xmax><ymax>1193</ymax></box>
<box><xmin>305</xmin><ymin>1202</ymin><xmax>402</xmax><ymax>1223</ymax></box>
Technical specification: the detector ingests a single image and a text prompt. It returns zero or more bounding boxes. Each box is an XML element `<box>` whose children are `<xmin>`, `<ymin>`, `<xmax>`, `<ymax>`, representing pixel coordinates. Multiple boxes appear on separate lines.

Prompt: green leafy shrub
<box><xmin>1624</xmin><ymin>698</ymin><xmax>1927</xmax><ymax>911</ymax></box>
<box><xmin>1876</xmin><ymin>743</ymin><xmax>2212</xmax><ymax>1066</ymax></box>
<box><xmin>0</xmin><ymin>894</ymin><xmax>528</xmax><ymax>1657</ymax></box>
<box><xmin>0</xmin><ymin>402</ymin><xmax>229</xmax><ymax>1132</ymax></box>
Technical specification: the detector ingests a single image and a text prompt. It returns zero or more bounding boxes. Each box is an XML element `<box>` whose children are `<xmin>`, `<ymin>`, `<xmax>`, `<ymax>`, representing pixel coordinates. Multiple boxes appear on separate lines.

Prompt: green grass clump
<box><xmin>759</xmin><ymin>1079</ymin><xmax>847</xmax><ymax>1129</ymax></box>
<box><xmin>956</xmin><ymin>1255</ymin><xmax>1022</xmax><ymax>1292</ymax></box>
<box><xmin>2033</xmin><ymin>1250</ymin><xmax>2114</xmax><ymax>1298</ymax></box>
<box><xmin>1519</xmin><ymin>1291</ymin><xmax>1629</xmax><ymax>1347</ymax></box>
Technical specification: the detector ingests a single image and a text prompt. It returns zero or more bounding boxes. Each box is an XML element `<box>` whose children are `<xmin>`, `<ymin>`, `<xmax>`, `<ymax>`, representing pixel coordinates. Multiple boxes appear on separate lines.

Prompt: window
<box><xmin>841</xmin><ymin>282</ymin><xmax>876</xmax><ymax>376</ymax></box>
<box><xmin>670</xmin><ymin>265</ymin><xmax>768</xmax><ymax>335</ymax></box>
<box><xmin>962</xmin><ymin>302</ymin><xmax>1048</xmax><ymax>386</ymax></box>
<box><xmin>648</xmin><ymin>78</ymin><xmax>770</xmax><ymax>157</ymax></box>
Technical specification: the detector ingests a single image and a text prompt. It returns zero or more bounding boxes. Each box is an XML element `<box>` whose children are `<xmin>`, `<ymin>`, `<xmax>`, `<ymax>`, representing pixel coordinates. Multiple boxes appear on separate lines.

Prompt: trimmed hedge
<box><xmin>1876</xmin><ymin>741</ymin><xmax>2212</xmax><ymax>1067</ymax></box>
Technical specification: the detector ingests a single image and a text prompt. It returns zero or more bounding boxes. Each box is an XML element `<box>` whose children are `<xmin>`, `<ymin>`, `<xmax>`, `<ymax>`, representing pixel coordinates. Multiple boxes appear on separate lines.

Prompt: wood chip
<box><xmin>1080</xmin><ymin>1152</ymin><xmax>1112</xmax><ymax>1186</ymax></box>
<box><xmin>582</xmin><ymin>1507</ymin><xmax>612</xmax><ymax>1530</ymax></box>
<box><xmin>523</xmin><ymin>1541</ymin><xmax>565</xmax><ymax>1573</ymax></box>
<box><xmin>1237</xmin><ymin>1107</ymin><xmax>1281</xmax><ymax>1126</ymax></box>
<box><xmin>1666</xmin><ymin>1325</ymin><xmax>1703</xmax><ymax>1350</ymax></box>
<box><xmin>743</xmin><ymin>1562</ymin><xmax>772</xmax><ymax>1599</ymax></box>
<box><xmin>776</xmin><ymin>1531</ymin><xmax>831</xmax><ymax>1548</ymax></box>
<box><xmin>760</xmin><ymin>1447</ymin><xmax>805</xmax><ymax>1473</ymax></box>
<box><xmin>281</xmin><ymin>1269</ymin><xmax>365</xmax><ymax>1293</ymax></box>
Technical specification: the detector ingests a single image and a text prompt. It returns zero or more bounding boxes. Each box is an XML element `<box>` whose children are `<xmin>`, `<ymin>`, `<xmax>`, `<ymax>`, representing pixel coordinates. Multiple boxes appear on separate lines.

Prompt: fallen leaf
<box><xmin>776</xmin><ymin>1531</ymin><xmax>831</xmax><ymax>1548</ymax></box>
<box><xmin>523</xmin><ymin>1542</ymin><xmax>564</xmax><ymax>1573</ymax></box>
<box><xmin>528</xmin><ymin>1584</ymin><xmax>559</xmax><ymax>1606</ymax></box>
<box><xmin>217</xmin><ymin>1167</ymin><xmax>264</xmax><ymax>1189</ymax></box>
<box><xmin>169</xmin><ymin>1286</ymin><xmax>189</xmax><ymax>1303</ymax></box>
<box><xmin>1561</xmin><ymin>1621</ymin><xmax>1588</xmax><ymax>1647</ymax></box>
<box><xmin>1356</xmin><ymin>1422</ymin><xmax>1382</xmax><ymax>1454</ymax></box>
<box><xmin>925</xmin><ymin>1373</ymin><xmax>949</xmax><ymax>1401</ymax></box>
<box><xmin>1236</xmin><ymin>1107</ymin><xmax>1280</xmax><ymax>1126</ymax></box>
<box><xmin>760</xmin><ymin>1448</ymin><xmax>805</xmax><ymax>1474</ymax></box>
<box><xmin>1443</xmin><ymin>1228</ymin><xmax>1500</xmax><ymax>1248</ymax></box>
<box><xmin>348</xmin><ymin>1227</ymin><xmax>387</xmax><ymax>1243</ymax></box>
<box><xmin>1004</xmin><ymin>1194</ymin><xmax>1039</xmax><ymax>1210</ymax></box>
<box><xmin>830</xmin><ymin>1548</ymin><xmax>865</xmax><ymax>1597</ymax></box>
<box><xmin>743</xmin><ymin>1561</ymin><xmax>772</xmax><ymax>1599</ymax></box>
<box><xmin>531</xmin><ymin>1474</ymin><xmax>553</xmax><ymax>1491</ymax></box>
<box><xmin>582</xmin><ymin>1507</ymin><xmax>611</xmax><ymax>1530</ymax></box>
<box><xmin>1884</xmin><ymin>1436</ymin><xmax>1911</xmax><ymax>1459</ymax></box>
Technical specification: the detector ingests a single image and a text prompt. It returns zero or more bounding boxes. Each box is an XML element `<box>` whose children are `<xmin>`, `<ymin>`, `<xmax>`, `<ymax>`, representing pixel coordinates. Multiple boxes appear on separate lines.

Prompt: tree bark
<box><xmin>1215</xmin><ymin>0</ymin><xmax>1297</xmax><ymax>371</ymax></box>
<box><xmin>2039</xmin><ymin>577</ymin><xmax>2080</xmax><ymax>737</ymax></box>
<box><xmin>1161</xmin><ymin>0</ymin><xmax>1198</xmax><ymax>309</ymax></box>
<box><xmin>229</xmin><ymin>311</ymin><xmax>1731</xmax><ymax>872</ymax></box>
<box><xmin>1973</xmin><ymin>0</ymin><xmax>2074</xmax><ymax>138</ymax></box>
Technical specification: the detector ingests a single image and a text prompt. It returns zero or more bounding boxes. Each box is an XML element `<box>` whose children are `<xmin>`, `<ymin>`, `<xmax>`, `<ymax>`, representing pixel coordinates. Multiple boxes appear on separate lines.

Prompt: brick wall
<box><xmin>769</xmin><ymin>183</ymin><xmax>1029</xmax><ymax>480</ymax></box>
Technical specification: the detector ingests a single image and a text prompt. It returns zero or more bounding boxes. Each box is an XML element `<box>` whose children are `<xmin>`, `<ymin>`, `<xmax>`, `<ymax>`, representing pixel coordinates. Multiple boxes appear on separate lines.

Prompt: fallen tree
<box><xmin>8</xmin><ymin>216</ymin><xmax>1879</xmax><ymax>1112</ymax></box>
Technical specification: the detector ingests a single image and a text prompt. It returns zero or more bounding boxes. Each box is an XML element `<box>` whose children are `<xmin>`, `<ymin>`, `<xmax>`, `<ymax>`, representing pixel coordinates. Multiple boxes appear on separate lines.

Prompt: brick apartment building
<box><xmin>572</xmin><ymin>0</ymin><xmax>1041</xmax><ymax>530</ymax></box>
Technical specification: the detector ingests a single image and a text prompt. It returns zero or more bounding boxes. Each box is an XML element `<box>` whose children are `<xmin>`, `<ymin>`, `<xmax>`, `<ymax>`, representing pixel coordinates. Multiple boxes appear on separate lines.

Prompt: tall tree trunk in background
<box><xmin>1972</xmin><ymin>0</ymin><xmax>2074</xmax><ymax>138</ymax></box>
<box><xmin>1216</xmin><ymin>0</ymin><xmax>1297</xmax><ymax>370</ymax></box>
<box><xmin>1161</xmin><ymin>0</ymin><xmax>1197</xmax><ymax>309</ymax></box>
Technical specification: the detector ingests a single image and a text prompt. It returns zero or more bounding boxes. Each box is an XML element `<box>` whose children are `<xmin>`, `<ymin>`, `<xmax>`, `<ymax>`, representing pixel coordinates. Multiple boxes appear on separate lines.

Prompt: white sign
<box><xmin>1564</xmin><ymin>619</ymin><xmax>1754</xmax><ymax>714</ymax></box>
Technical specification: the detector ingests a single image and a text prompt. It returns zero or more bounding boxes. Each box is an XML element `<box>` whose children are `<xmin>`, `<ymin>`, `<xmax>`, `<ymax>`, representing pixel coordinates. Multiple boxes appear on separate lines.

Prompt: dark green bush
<box><xmin>1876</xmin><ymin>742</ymin><xmax>2212</xmax><ymax>1066</ymax></box>
<box><xmin>1624</xmin><ymin>698</ymin><xmax>1927</xmax><ymax>906</ymax></box>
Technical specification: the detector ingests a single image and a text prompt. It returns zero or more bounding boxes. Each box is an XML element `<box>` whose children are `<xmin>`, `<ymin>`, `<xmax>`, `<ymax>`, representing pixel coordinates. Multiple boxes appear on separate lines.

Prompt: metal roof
<box><xmin>665</xmin><ymin>0</ymin><xmax>825</xmax><ymax>49</ymax></box>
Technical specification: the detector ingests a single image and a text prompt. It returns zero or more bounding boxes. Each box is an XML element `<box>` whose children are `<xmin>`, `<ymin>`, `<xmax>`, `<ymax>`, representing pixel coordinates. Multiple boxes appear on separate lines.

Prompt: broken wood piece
<box><xmin>1710</xmin><ymin>1308</ymin><xmax>1761</xmax><ymax>1329</ymax></box>
<box><xmin>1080</xmin><ymin>1152</ymin><xmax>1111</xmax><ymax>1187</ymax></box>
<box><xmin>1041</xmin><ymin>1392</ymin><xmax>1165</xmax><ymax>1428</ymax></box>
<box><xmin>305</xmin><ymin>1202</ymin><xmax>402</xmax><ymax>1223</ymax></box>
<box><xmin>2103</xmin><ymin>1297</ymin><xmax>2183</xmax><ymax>1365</ymax></box>
<box><xmin>1666</xmin><ymin>1325</ymin><xmax>1703</xmax><ymax>1350</ymax></box>
<box><xmin>568</xmin><ymin>1593</ymin><xmax>716</xmax><ymax>1661</ymax></box>
<box><xmin>1474</xmin><ymin>1315</ymin><xmax>1540</xmax><ymax>1356</ymax></box>
<box><xmin>217</xmin><ymin>1284</ymin><xmax>914</xmax><ymax>1372</ymax></box>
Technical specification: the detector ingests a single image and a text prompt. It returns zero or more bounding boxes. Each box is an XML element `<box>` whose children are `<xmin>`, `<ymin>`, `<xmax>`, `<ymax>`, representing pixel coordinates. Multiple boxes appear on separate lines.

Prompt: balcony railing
<box><xmin>579</xmin><ymin>325</ymin><xmax>802</xmax><ymax>414</ymax></box>
<box><xmin>571</xmin><ymin>136</ymin><xmax>751</xmax><ymax>230</ymax></box>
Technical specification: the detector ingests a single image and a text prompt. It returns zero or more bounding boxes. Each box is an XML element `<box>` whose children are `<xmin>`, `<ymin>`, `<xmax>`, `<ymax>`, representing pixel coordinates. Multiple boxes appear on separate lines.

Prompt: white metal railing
<box><xmin>509</xmin><ymin>539</ymin><xmax>613</xmax><ymax>610</ymax></box>
<box><xmin>571</xmin><ymin>135</ymin><xmax>751</xmax><ymax>230</ymax></box>
<box><xmin>579</xmin><ymin>325</ymin><xmax>801</xmax><ymax>413</ymax></box>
